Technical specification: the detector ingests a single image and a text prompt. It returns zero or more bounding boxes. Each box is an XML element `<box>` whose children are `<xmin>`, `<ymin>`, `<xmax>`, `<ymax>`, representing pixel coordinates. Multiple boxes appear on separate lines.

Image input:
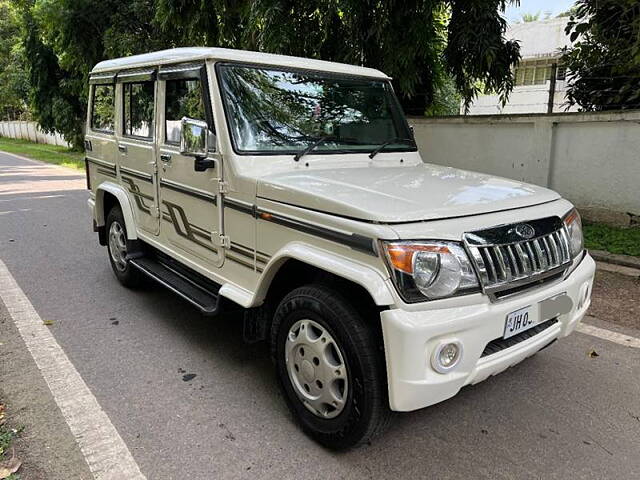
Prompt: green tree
<box><xmin>444</xmin><ymin>0</ymin><xmax>520</xmax><ymax>110</ymax></box>
<box><xmin>18</xmin><ymin>0</ymin><xmax>85</xmax><ymax>147</ymax></box>
<box><xmin>0</xmin><ymin>0</ymin><xmax>29</xmax><ymax>119</ymax></box>
<box><xmin>562</xmin><ymin>0</ymin><xmax>640</xmax><ymax>111</ymax></box>
<box><xmin>158</xmin><ymin>0</ymin><xmax>520</xmax><ymax>115</ymax></box>
<box><xmin>520</xmin><ymin>11</ymin><xmax>540</xmax><ymax>22</ymax></box>
<box><xmin>557</xmin><ymin>5</ymin><xmax>579</xmax><ymax>18</ymax></box>
<box><xmin>18</xmin><ymin>0</ymin><xmax>521</xmax><ymax>147</ymax></box>
<box><xmin>19</xmin><ymin>0</ymin><xmax>176</xmax><ymax>147</ymax></box>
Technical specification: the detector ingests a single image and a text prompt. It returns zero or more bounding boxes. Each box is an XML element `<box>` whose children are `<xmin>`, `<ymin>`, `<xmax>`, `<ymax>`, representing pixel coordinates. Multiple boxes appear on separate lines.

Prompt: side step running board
<box><xmin>130</xmin><ymin>257</ymin><xmax>220</xmax><ymax>316</ymax></box>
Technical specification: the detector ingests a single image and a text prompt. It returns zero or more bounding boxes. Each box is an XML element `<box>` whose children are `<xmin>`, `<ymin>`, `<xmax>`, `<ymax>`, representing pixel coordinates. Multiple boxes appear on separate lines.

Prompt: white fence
<box><xmin>0</xmin><ymin>120</ymin><xmax>69</xmax><ymax>147</ymax></box>
<box><xmin>409</xmin><ymin>110</ymin><xmax>640</xmax><ymax>226</ymax></box>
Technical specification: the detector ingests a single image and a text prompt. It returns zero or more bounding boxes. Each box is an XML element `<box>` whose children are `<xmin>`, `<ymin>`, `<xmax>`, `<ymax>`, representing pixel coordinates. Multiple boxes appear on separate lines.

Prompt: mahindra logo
<box><xmin>514</xmin><ymin>223</ymin><xmax>535</xmax><ymax>239</ymax></box>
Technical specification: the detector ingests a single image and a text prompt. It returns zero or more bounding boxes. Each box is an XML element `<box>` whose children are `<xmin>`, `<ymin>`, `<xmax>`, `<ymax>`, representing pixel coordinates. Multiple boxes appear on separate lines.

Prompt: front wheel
<box><xmin>271</xmin><ymin>284</ymin><xmax>391</xmax><ymax>449</ymax></box>
<box><xmin>106</xmin><ymin>205</ymin><xmax>143</xmax><ymax>288</ymax></box>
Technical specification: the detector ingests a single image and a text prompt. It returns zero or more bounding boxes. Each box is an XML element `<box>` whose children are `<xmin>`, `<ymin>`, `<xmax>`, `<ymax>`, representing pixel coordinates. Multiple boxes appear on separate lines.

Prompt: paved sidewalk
<box><xmin>0</xmin><ymin>301</ymin><xmax>93</xmax><ymax>480</ymax></box>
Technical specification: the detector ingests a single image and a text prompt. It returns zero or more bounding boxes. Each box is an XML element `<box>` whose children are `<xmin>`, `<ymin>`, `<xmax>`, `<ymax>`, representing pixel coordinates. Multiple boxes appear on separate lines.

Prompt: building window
<box><xmin>91</xmin><ymin>84</ymin><xmax>114</xmax><ymax>132</ymax></box>
<box><xmin>123</xmin><ymin>81</ymin><xmax>155</xmax><ymax>139</ymax></box>
<box><xmin>165</xmin><ymin>78</ymin><xmax>205</xmax><ymax>144</ymax></box>
<box><xmin>514</xmin><ymin>60</ymin><xmax>565</xmax><ymax>86</ymax></box>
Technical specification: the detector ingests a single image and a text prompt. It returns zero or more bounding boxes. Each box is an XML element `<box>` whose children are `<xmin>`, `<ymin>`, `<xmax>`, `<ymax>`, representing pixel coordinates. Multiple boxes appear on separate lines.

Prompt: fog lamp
<box><xmin>432</xmin><ymin>340</ymin><xmax>463</xmax><ymax>374</ymax></box>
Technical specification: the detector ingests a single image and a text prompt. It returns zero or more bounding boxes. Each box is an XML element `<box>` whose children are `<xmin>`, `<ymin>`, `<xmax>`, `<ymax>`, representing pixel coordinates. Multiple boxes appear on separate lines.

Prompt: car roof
<box><xmin>90</xmin><ymin>47</ymin><xmax>390</xmax><ymax>79</ymax></box>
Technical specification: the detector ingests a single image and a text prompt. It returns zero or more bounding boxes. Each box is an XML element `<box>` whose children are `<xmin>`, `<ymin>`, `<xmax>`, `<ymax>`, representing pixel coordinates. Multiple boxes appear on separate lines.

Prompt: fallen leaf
<box><xmin>42</xmin><ymin>320</ymin><xmax>54</xmax><ymax>326</ymax></box>
<box><xmin>0</xmin><ymin>449</ymin><xmax>21</xmax><ymax>479</ymax></box>
<box><xmin>588</xmin><ymin>349</ymin><xmax>600</xmax><ymax>358</ymax></box>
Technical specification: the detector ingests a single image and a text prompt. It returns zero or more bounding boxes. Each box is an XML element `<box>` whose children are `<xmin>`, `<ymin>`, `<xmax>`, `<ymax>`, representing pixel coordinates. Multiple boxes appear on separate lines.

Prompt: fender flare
<box><xmin>252</xmin><ymin>242</ymin><xmax>395</xmax><ymax>307</ymax></box>
<box><xmin>95</xmin><ymin>182</ymin><xmax>138</xmax><ymax>240</ymax></box>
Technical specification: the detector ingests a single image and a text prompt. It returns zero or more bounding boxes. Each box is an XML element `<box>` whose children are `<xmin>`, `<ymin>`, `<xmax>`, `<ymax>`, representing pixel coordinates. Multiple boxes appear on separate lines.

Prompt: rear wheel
<box><xmin>106</xmin><ymin>205</ymin><xmax>143</xmax><ymax>288</ymax></box>
<box><xmin>271</xmin><ymin>284</ymin><xmax>391</xmax><ymax>449</ymax></box>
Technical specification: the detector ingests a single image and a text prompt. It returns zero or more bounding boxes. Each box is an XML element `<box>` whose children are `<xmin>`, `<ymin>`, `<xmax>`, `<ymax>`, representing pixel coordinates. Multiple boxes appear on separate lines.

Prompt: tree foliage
<box><xmin>19</xmin><ymin>1</ymin><xmax>85</xmax><ymax>147</ymax></box>
<box><xmin>0</xmin><ymin>0</ymin><xmax>29</xmax><ymax>119</ymax></box>
<box><xmin>562</xmin><ymin>0</ymin><xmax>640</xmax><ymax>111</ymax></box>
<box><xmin>445</xmin><ymin>0</ymin><xmax>520</xmax><ymax>110</ymax></box>
<box><xmin>13</xmin><ymin>0</ymin><xmax>521</xmax><ymax>147</ymax></box>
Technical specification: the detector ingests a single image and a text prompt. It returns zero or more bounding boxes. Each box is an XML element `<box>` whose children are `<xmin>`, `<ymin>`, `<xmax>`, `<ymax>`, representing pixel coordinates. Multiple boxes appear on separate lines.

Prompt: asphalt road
<box><xmin>1</xmin><ymin>151</ymin><xmax>639</xmax><ymax>480</ymax></box>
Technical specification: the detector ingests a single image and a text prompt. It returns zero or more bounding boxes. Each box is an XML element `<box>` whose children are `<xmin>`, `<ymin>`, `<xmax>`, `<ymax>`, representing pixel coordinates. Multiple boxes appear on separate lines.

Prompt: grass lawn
<box><xmin>0</xmin><ymin>137</ymin><xmax>84</xmax><ymax>170</ymax></box>
<box><xmin>584</xmin><ymin>222</ymin><xmax>640</xmax><ymax>257</ymax></box>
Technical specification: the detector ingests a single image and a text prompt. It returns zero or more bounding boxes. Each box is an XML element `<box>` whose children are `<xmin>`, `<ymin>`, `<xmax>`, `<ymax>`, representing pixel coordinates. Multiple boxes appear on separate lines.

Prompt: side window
<box><xmin>123</xmin><ymin>81</ymin><xmax>155</xmax><ymax>139</ymax></box>
<box><xmin>165</xmin><ymin>78</ymin><xmax>206</xmax><ymax>144</ymax></box>
<box><xmin>91</xmin><ymin>84</ymin><xmax>115</xmax><ymax>132</ymax></box>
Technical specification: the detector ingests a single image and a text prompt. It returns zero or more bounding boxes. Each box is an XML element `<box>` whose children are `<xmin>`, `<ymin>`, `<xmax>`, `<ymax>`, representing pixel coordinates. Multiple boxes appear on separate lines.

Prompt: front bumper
<box><xmin>380</xmin><ymin>253</ymin><xmax>596</xmax><ymax>412</ymax></box>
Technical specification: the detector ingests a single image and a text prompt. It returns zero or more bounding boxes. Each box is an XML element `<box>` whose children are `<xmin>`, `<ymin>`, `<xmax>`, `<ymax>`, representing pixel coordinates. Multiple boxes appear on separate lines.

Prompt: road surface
<box><xmin>1</xmin><ymin>151</ymin><xmax>639</xmax><ymax>479</ymax></box>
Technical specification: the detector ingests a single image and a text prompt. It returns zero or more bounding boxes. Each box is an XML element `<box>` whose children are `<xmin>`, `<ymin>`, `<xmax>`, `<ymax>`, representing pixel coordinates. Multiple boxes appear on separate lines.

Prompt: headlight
<box><xmin>382</xmin><ymin>241</ymin><xmax>480</xmax><ymax>302</ymax></box>
<box><xmin>563</xmin><ymin>208</ymin><xmax>583</xmax><ymax>257</ymax></box>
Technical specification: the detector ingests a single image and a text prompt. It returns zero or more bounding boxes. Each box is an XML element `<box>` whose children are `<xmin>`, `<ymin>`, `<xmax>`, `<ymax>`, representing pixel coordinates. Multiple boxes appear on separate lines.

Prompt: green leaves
<box><xmin>14</xmin><ymin>0</ymin><xmax>521</xmax><ymax>147</ymax></box>
<box><xmin>445</xmin><ymin>0</ymin><xmax>520</xmax><ymax>112</ymax></box>
<box><xmin>563</xmin><ymin>0</ymin><xmax>640</xmax><ymax>111</ymax></box>
<box><xmin>0</xmin><ymin>1</ymin><xmax>28</xmax><ymax>119</ymax></box>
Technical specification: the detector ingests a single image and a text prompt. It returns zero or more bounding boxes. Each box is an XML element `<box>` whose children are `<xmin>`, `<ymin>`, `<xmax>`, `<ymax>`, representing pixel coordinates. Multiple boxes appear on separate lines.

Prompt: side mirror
<box><xmin>180</xmin><ymin>117</ymin><xmax>208</xmax><ymax>158</ymax></box>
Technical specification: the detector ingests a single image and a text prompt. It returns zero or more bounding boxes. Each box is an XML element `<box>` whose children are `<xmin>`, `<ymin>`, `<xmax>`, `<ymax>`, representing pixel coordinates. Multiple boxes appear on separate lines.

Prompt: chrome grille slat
<box><xmin>543</xmin><ymin>237</ymin><xmax>555</xmax><ymax>266</ymax></box>
<box><xmin>557</xmin><ymin>230</ymin><xmax>571</xmax><ymax>262</ymax></box>
<box><xmin>494</xmin><ymin>246</ymin><xmax>510</xmax><ymax>281</ymax></box>
<box><xmin>525</xmin><ymin>241</ymin><xmax>538</xmax><ymax>271</ymax></box>
<box><xmin>480</xmin><ymin>248</ymin><xmax>497</xmax><ymax>283</ymax></box>
<box><xmin>506</xmin><ymin>245</ymin><xmax>521</xmax><ymax>277</ymax></box>
<box><xmin>554</xmin><ymin>231</ymin><xmax>566</xmax><ymax>263</ymax></box>
<box><xmin>514</xmin><ymin>243</ymin><xmax>533</xmax><ymax>276</ymax></box>
<box><xmin>547</xmin><ymin>233</ymin><xmax>562</xmax><ymax>265</ymax></box>
<box><xmin>469</xmin><ymin>248</ymin><xmax>490</xmax><ymax>285</ymax></box>
<box><xmin>533</xmin><ymin>239</ymin><xmax>548</xmax><ymax>271</ymax></box>
<box><xmin>464</xmin><ymin>218</ymin><xmax>572</xmax><ymax>295</ymax></box>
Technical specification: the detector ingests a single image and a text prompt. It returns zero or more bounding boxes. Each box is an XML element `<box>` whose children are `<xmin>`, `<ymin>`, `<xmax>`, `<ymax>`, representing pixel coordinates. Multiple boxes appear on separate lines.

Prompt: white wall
<box><xmin>0</xmin><ymin>121</ymin><xmax>70</xmax><ymax>147</ymax></box>
<box><xmin>409</xmin><ymin>110</ymin><xmax>640</xmax><ymax>225</ymax></box>
<box><xmin>467</xmin><ymin>81</ymin><xmax>580</xmax><ymax>115</ymax></box>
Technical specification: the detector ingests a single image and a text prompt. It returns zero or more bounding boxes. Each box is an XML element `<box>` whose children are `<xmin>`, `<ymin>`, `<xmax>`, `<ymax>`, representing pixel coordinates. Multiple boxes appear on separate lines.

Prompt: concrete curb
<box><xmin>589</xmin><ymin>249</ymin><xmax>640</xmax><ymax>269</ymax></box>
<box><xmin>596</xmin><ymin>261</ymin><xmax>640</xmax><ymax>278</ymax></box>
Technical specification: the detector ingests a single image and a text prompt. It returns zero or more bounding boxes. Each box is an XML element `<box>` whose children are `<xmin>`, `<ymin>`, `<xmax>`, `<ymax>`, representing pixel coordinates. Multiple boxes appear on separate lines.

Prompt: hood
<box><xmin>257</xmin><ymin>163</ymin><xmax>560</xmax><ymax>223</ymax></box>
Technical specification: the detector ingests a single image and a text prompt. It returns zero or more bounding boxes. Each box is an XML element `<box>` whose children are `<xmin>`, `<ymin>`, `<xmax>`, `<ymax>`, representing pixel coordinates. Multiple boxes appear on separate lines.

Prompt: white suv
<box><xmin>85</xmin><ymin>47</ymin><xmax>595</xmax><ymax>449</ymax></box>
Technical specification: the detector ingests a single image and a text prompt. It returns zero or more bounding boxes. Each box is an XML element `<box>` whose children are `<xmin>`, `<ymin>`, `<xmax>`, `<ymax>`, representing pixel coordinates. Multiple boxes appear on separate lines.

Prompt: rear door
<box><xmin>117</xmin><ymin>69</ymin><xmax>160</xmax><ymax>235</ymax></box>
<box><xmin>157</xmin><ymin>63</ymin><xmax>223</xmax><ymax>269</ymax></box>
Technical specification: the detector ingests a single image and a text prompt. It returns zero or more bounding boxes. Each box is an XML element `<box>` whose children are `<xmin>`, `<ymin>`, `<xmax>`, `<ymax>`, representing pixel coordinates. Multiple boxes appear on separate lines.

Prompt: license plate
<box><xmin>503</xmin><ymin>305</ymin><xmax>536</xmax><ymax>339</ymax></box>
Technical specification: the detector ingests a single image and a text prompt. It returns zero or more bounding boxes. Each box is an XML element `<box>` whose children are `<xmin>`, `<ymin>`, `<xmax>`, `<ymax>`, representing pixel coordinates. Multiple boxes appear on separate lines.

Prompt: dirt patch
<box><xmin>589</xmin><ymin>269</ymin><xmax>640</xmax><ymax>330</ymax></box>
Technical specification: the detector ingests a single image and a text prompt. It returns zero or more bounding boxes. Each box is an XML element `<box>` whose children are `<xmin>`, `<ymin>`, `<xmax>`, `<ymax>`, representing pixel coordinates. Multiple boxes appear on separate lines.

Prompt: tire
<box><xmin>271</xmin><ymin>284</ymin><xmax>391</xmax><ymax>449</ymax></box>
<box><xmin>105</xmin><ymin>205</ymin><xmax>144</xmax><ymax>288</ymax></box>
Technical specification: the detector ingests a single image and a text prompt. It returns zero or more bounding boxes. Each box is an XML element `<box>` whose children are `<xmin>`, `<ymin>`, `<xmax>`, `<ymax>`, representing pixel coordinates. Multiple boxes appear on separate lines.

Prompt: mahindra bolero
<box><xmin>85</xmin><ymin>47</ymin><xmax>595</xmax><ymax>449</ymax></box>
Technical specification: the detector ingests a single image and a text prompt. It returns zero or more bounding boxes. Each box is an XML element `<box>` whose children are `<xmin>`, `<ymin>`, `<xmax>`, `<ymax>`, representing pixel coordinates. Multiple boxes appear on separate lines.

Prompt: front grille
<box><xmin>464</xmin><ymin>216</ymin><xmax>571</xmax><ymax>294</ymax></box>
<box><xmin>480</xmin><ymin>318</ymin><xmax>558</xmax><ymax>357</ymax></box>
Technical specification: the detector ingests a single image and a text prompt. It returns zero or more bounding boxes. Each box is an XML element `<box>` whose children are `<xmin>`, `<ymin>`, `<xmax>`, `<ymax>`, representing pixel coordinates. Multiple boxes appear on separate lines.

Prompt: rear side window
<box><xmin>123</xmin><ymin>81</ymin><xmax>155</xmax><ymax>139</ymax></box>
<box><xmin>91</xmin><ymin>84</ymin><xmax>114</xmax><ymax>132</ymax></box>
<box><xmin>165</xmin><ymin>78</ymin><xmax>205</xmax><ymax>144</ymax></box>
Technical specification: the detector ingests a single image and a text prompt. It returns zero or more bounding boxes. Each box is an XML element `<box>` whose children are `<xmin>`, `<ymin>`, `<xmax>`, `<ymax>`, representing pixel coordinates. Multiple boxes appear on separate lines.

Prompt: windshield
<box><xmin>217</xmin><ymin>64</ymin><xmax>415</xmax><ymax>155</ymax></box>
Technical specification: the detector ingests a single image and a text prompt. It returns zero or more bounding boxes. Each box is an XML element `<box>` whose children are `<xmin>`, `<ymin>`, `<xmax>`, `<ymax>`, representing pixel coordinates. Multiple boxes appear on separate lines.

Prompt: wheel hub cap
<box><xmin>285</xmin><ymin>319</ymin><xmax>349</xmax><ymax>419</ymax></box>
<box><xmin>108</xmin><ymin>221</ymin><xmax>128</xmax><ymax>272</ymax></box>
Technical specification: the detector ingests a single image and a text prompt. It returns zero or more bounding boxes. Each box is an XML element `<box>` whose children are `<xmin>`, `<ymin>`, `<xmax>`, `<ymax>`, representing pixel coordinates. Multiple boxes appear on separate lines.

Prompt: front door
<box><xmin>117</xmin><ymin>74</ymin><xmax>160</xmax><ymax>235</ymax></box>
<box><xmin>157</xmin><ymin>65</ymin><xmax>223</xmax><ymax>270</ymax></box>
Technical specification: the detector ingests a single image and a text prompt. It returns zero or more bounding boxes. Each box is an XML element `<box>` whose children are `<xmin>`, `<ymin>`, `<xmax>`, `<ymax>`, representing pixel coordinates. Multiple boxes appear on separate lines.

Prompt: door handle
<box><xmin>160</xmin><ymin>154</ymin><xmax>172</xmax><ymax>163</ymax></box>
<box><xmin>118</xmin><ymin>145</ymin><xmax>127</xmax><ymax>153</ymax></box>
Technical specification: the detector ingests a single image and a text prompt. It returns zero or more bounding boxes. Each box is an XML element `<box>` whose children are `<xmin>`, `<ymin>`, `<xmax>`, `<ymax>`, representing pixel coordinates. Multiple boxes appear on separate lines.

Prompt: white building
<box><xmin>466</xmin><ymin>17</ymin><xmax>579</xmax><ymax>115</ymax></box>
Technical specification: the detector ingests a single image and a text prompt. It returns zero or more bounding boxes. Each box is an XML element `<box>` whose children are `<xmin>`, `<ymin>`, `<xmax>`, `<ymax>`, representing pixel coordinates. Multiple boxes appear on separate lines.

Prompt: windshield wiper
<box><xmin>293</xmin><ymin>135</ymin><xmax>335</xmax><ymax>162</ymax></box>
<box><xmin>368</xmin><ymin>137</ymin><xmax>415</xmax><ymax>159</ymax></box>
